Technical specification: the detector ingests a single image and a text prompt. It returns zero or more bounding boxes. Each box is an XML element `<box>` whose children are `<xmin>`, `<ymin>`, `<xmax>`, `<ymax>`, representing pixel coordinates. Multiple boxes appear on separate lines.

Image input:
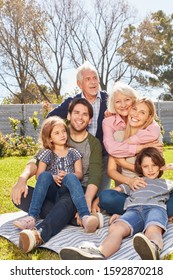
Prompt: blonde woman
<box><xmin>100</xmin><ymin>97</ymin><xmax>163</xmax><ymax>214</ymax></box>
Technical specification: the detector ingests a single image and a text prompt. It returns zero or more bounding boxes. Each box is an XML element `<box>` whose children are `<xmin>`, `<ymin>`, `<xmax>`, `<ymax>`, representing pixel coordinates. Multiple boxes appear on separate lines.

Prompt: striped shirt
<box><xmin>120</xmin><ymin>177</ymin><xmax>173</xmax><ymax>210</ymax></box>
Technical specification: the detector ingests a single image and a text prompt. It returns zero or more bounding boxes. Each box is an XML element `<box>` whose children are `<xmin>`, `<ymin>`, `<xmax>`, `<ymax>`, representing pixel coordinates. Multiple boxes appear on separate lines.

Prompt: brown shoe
<box><xmin>19</xmin><ymin>228</ymin><xmax>43</xmax><ymax>253</ymax></box>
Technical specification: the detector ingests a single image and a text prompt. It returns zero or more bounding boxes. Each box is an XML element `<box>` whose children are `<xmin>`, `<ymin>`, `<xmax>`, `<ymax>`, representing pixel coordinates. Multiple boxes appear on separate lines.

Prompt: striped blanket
<box><xmin>0</xmin><ymin>211</ymin><xmax>173</xmax><ymax>259</ymax></box>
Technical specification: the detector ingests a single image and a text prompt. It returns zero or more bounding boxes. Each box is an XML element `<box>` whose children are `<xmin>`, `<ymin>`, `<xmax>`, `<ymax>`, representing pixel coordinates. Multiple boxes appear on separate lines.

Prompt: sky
<box><xmin>62</xmin><ymin>0</ymin><xmax>173</xmax><ymax>96</ymax></box>
<box><xmin>127</xmin><ymin>0</ymin><xmax>173</xmax><ymax>18</ymax></box>
<box><xmin>1</xmin><ymin>1</ymin><xmax>173</xmax><ymax>102</ymax></box>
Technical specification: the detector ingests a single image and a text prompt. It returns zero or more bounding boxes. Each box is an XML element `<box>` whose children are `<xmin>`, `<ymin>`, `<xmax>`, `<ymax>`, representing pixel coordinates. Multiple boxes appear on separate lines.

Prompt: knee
<box><xmin>37</xmin><ymin>171</ymin><xmax>53</xmax><ymax>183</ymax></box>
<box><xmin>63</xmin><ymin>173</ymin><xmax>78</xmax><ymax>184</ymax></box>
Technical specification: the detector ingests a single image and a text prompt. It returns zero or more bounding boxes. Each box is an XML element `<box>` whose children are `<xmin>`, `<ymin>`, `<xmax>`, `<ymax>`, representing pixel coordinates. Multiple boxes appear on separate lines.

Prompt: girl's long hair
<box><xmin>39</xmin><ymin>116</ymin><xmax>68</xmax><ymax>151</ymax></box>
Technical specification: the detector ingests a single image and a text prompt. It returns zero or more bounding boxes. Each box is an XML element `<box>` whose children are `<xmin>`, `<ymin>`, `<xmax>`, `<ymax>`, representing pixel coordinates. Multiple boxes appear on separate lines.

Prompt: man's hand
<box><xmin>10</xmin><ymin>178</ymin><xmax>28</xmax><ymax>205</ymax></box>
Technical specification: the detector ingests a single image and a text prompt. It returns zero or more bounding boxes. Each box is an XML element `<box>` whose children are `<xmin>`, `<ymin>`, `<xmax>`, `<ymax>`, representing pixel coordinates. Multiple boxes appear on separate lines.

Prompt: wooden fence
<box><xmin>0</xmin><ymin>102</ymin><xmax>173</xmax><ymax>143</ymax></box>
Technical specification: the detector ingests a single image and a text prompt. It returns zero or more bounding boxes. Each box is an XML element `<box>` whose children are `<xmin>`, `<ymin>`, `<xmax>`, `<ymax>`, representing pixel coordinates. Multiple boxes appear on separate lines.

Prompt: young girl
<box><xmin>59</xmin><ymin>147</ymin><xmax>173</xmax><ymax>260</ymax></box>
<box><xmin>13</xmin><ymin>116</ymin><xmax>99</xmax><ymax>233</ymax></box>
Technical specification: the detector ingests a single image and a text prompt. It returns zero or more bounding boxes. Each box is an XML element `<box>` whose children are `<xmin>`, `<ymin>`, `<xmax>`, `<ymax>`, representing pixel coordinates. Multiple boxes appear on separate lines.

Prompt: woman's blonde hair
<box><xmin>124</xmin><ymin>97</ymin><xmax>157</xmax><ymax>139</ymax></box>
<box><xmin>39</xmin><ymin>116</ymin><xmax>68</xmax><ymax>150</ymax></box>
<box><xmin>107</xmin><ymin>81</ymin><xmax>139</xmax><ymax>113</ymax></box>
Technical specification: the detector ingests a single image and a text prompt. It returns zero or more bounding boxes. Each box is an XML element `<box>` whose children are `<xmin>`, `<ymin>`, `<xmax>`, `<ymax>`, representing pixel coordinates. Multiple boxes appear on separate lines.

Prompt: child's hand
<box><xmin>54</xmin><ymin>170</ymin><xmax>67</xmax><ymax>186</ymax></box>
<box><xmin>109</xmin><ymin>214</ymin><xmax>121</xmax><ymax>225</ymax></box>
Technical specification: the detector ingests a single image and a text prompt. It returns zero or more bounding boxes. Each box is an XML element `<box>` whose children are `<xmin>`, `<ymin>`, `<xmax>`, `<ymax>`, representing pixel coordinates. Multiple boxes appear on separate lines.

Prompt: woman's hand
<box><xmin>128</xmin><ymin>177</ymin><xmax>147</xmax><ymax>191</ymax></box>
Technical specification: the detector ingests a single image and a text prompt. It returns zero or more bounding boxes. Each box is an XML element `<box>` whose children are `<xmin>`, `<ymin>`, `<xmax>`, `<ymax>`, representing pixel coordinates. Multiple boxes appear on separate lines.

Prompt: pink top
<box><xmin>102</xmin><ymin>115</ymin><xmax>161</xmax><ymax>157</ymax></box>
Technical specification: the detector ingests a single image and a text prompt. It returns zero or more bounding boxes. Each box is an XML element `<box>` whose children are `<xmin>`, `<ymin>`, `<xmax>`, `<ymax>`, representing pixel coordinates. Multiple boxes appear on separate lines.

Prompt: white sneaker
<box><xmin>60</xmin><ymin>246</ymin><xmax>105</xmax><ymax>260</ymax></box>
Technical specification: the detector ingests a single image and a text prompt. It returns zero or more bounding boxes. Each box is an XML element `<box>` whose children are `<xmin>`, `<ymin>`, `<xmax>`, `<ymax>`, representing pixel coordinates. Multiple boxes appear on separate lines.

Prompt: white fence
<box><xmin>0</xmin><ymin>102</ymin><xmax>173</xmax><ymax>143</ymax></box>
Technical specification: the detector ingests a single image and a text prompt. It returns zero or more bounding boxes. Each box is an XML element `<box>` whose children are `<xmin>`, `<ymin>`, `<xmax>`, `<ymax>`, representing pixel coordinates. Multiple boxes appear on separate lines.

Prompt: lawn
<box><xmin>0</xmin><ymin>146</ymin><xmax>173</xmax><ymax>260</ymax></box>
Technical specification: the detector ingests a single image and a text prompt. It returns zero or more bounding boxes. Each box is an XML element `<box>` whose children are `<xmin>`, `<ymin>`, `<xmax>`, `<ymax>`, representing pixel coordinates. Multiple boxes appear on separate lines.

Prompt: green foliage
<box><xmin>0</xmin><ymin>131</ymin><xmax>6</xmax><ymax>157</ymax></box>
<box><xmin>169</xmin><ymin>131</ymin><xmax>173</xmax><ymax>143</ymax></box>
<box><xmin>29</xmin><ymin>111</ymin><xmax>40</xmax><ymax>131</ymax></box>
<box><xmin>4</xmin><ymin>134</ymin><xmax>38</xmax><ymax>156</ymax></box>
<box><xmin>8</xmin><ymin>117</ymin><xmax>20</xmax><ymax>133</ymax></box>
<box><xmin>119</xmin><ymin>11</ymin><xmax>173</xmax><ymax>99</ymax></box>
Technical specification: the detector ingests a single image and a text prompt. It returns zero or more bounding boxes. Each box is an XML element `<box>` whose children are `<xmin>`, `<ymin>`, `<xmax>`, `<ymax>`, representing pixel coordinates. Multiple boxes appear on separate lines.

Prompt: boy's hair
<box><xmin>68</xmin><ymin>98</ymin><xmax>93</xmax><ymax>119</ymax></box>
<box><xmin>76</xmin><ymin>61</ymin><xmax>99</xmax><ymax>82</ymax></box>
<box><xmin>135</xmin><ymin>147</ymin><xmax>165</xmax><ymax>178</ymax></box>
<box><xmin>39</xmin><ymin>116</ymin><xmax>67</xmax><ymax>150</ymax></box>
<box><xmin>107</xmin><ymin>81</ymin><xmax>139</xmax><ymax>113</ymax></box>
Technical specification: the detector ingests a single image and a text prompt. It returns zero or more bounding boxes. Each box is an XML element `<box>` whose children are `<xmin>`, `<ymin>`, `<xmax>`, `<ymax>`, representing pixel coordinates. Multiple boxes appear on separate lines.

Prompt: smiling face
<box><xmin>77</xmin><ymin>69</ymin><xmax>99</xmax><ymax>97</ymax></box>
<box><xmin>114</xmin><ymin>91</ymin><xmax>134</xmax><ymax>118</ymax></box>
<box><xmin>128</xmin><ymin>101</ymin><xmax>150</xmax><ymax>129</ymax></box>
<box><xmin>67</xmin><ymin>103</ymin><xmax>91</xmax><ymax>132</ymax></box>
<box><xmin>141</xmin><ymin>156</ymin><xmax>160</xmax><ymax>179</ymax></box>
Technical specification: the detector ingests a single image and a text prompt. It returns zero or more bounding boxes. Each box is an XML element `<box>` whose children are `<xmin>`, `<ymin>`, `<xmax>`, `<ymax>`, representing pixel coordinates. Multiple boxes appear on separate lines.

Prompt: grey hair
<box><xmin>76</xmin><ymin>61</ymin><xmax>99</xmax><ymax>82</ymax></box>
<box><xmin>107</xmin><ymin>81</ymin><xmax>140</xmax><ymax>113</ymax></box>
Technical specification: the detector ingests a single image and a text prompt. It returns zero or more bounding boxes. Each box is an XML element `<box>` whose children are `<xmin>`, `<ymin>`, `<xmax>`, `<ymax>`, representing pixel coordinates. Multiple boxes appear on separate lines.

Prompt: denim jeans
<box><xmin>118</xmin><ymin>205</ymin><xmax>168</xmax><ymax>236</ymax></box>
<box><xmin>37</xmin><ymin>191</ymin><xmax>77</xmax><ymax>242</ymax></box>
<box><xmin>99</xmin><ymin>189</ymin><xmax>173</xmax><ymax>218</ymax></box>
<box><xmin>29</xmin><ymin>171</ymin><xmax>90</xmax><ymax>219</ymax></box>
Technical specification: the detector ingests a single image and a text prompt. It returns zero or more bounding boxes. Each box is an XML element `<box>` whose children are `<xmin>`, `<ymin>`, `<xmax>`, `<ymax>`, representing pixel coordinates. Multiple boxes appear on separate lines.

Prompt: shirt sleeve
<box><xmin>36</xmin><ymin>149</ymin><xmax>53</xmax><ymax>166</ymax></box>
<box><xmin>119</xmin><ymin>184</ymin><xmax>131</xmax><ymax>195</ymax></box>
<box><xmin>88</xmin><ymin>135</ymin><xmax>103</xmax><ymax>189</ymax></box>
<box><xmin>70</xmin><ymin>148</ymin><xmax>82</xmax><ymax>163</ymax></box>
<box><xmin>102</xmin><ymin>117</ymin><xmax>137</xmax><ymax>157</ymax></box>
<box><xmin>128</xmin><ymin>121</ymin><xmax>161</xmax><ymax>144</ymax></box>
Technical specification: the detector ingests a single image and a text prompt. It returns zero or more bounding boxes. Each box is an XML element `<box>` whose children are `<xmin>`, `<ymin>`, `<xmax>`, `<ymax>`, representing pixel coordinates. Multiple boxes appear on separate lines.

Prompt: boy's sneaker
<box><xmin>133</xmin><ymin>233</ymin><xmax>160</xmax><ymax>260</ymax></box>
<box><xmin>92</xmin><ymin>212</ymin><xmax>104</xmax><ymax>228</ymax></box>
<box><xmin>13</xmin><ymin>215</ymin><xmax>36</xmax><ymax>230</ymax></box>
<box><xmin>82</xmin><ymin>215</ymin><xmax>99</xmax><ymax>233</ymax></box>
<box><xmin>19</xmin><ymin>228</ymin><xmax>43</xmax><ymax>253</ymax></box>
<box><xmin>59</xmin><ymin>245</ymin><xmax>105</xmax><ymax>260</ymax></box>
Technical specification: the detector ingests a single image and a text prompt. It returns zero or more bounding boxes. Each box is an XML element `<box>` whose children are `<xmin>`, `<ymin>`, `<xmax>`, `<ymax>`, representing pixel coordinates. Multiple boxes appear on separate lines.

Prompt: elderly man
<box><xmin>48</xmin><ymin>61</ymin><xmax>110</xmax><ymax>191</ymax></box>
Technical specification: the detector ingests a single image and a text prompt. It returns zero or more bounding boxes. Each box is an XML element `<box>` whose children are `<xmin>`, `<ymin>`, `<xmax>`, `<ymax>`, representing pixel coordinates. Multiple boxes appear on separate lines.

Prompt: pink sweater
<box><xmin>102</xmin><ymin>115</ymin><xmax>161</xmax><ymax>158</ymax></box>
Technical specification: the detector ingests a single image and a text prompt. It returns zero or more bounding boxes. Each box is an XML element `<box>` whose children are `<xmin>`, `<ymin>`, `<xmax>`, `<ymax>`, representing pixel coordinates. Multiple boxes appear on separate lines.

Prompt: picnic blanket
<box><xmin>0</xmin><ymin>211</ymin><xmax>173</xmax><ymax>260</ymax></box>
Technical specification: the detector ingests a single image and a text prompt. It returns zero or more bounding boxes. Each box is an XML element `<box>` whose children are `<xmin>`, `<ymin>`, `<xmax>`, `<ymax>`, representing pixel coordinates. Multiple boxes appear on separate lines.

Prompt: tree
<box><xmin>119</xmin><ymin>10</ymin><xmax>173</xmax><ymax>100</ymax></box>
<box><xmin>64</xmin><ymin>0</ymin><xmax>139</xmax><ymax>90</ymax></box>
<box><xmin>0</xmin><ymin>0</ymin><xmax>48</xmax><ymax>103</ymax></box>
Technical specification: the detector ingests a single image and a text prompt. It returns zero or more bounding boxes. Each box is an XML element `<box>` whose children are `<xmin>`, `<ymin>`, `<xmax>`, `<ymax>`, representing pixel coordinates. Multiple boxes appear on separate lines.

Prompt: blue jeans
<box><xmin>118</xmin><ymin>205</ymin><xmax>168</xmax><ymax>236</ymax></box>
<box><xmin>14</xmin><ymin>186</ymin><xmax>78</xmax><ymax>242</ymax></box>
<box><xmin>29</xmin><ymin>171</ymin><xmax>90</xmax><ymax>219</ymax></box>
<box><xmin>99</xmin><ymin>189</ymin><xmax>173</xmax><ymax>218</ymax></box>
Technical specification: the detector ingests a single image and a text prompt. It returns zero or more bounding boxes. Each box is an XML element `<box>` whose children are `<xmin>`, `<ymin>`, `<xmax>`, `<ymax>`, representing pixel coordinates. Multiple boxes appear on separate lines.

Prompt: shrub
<box><xmin>0</xmin><ymin>131</ymin><xmax>6</xmax><ymax>157</ymax></box>
<box><xmin>170</xmin><ymin>131</ymin><xmax>173</xmax><ymax>143</ymax></box>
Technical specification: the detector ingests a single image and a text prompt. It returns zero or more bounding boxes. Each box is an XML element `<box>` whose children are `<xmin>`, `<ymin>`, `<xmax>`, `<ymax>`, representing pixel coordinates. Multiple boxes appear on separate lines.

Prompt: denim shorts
<box><xmin>117</xmin><ymin>205</ymin><xmax>168</xmax><ymax>236</ymax></box>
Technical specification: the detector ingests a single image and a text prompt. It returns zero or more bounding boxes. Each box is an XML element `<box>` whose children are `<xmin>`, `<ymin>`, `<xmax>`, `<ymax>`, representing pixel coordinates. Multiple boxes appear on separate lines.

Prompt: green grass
<box><xmin>0</xmin><ymin>146</ymin><xmax>173</xmax><ymax>260</ymax></box>
<box><xmin>0</xmin><ymin>156</ymin><xmax>59</xmax><ymax>260</ymax></box>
